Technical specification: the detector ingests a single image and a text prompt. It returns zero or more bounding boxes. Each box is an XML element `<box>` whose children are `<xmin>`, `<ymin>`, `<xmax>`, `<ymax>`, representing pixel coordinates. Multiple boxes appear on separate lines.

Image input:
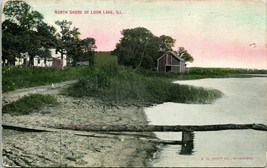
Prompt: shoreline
<box><xmin>3</xmin><ymin>87</ymin><xmax>158</xmax><ymax>167</ymax></box>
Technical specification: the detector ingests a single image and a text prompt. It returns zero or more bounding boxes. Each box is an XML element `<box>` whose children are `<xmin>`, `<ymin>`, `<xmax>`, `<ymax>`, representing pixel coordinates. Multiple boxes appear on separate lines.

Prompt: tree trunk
<box><xmin>28</xmin><ymin>56</ymin><xmax>34</xmax><ymax>67</ymax></box>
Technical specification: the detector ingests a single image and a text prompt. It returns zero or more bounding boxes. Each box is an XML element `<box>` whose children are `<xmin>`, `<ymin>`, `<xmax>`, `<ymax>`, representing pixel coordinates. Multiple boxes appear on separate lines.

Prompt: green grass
<box><xmin>67</xmin><ymin>64</ymin><xmax>222</xmax><ymax>104</ymax></box>
<box><xmin>5</xmin><ymin>51</ymin><xmax>264</xmax><ymax>105</ymax></box>
<box><xmin>2</xmin><ymin>52</ymin><xmax>117</xmax><ymax>92</ymax></box>
<box><xmin>2</xmin><ymin>66</ymin><xmax>94</xmax><ymax>92</ymax></box>
<box><xmin>95</xmin><ymin>51</ymin><xmax>117</xmax><ymax>67</ymax></box>
<box><xmin>2</xmin><ymin>94</ymin><xmax>58</xmax><ymax>115</ymax></box>
<box><xmin>189</xmin><ymin>67</ymin><xmax>267</xmax><ymax>75</ymax></box>
<box><xmin>182</xmin><ymin>67</ymin><xmax>267</xmax><ymax>80</ymax></box>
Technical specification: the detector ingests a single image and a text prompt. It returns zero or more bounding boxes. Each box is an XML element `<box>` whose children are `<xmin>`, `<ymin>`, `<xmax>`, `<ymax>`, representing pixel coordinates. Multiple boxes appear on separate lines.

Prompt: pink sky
<box><xmin>11</xmin><ymin>0</ymin><xmax>267</xmax><ymax>69</ymax></box>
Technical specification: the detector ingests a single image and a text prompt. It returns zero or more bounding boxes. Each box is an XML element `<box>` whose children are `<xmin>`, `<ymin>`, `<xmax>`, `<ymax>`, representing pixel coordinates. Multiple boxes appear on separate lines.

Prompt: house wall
<box><xmin>171</xmin><ymin>66</ymin><xmax>180</xmax><ymax>73</ymax></box>
<box><xmin>50</xmin><ymin>49</ymin><xmax>67</xmax><ymax>67</ymax></box>
<box><xmin>157</xmin><ymin>52</ymin><xmax>187</xmax><ymax>73</ymax></box>
<box><xmin>14</xmin><ymin>49</ymin><xmax>67</xmax><ymax>67</ymax></box>
<box><xmin>157</xmin><ymin>55</ymin><xmax>167</xmax><ymax>72</ymax></box>
<box><xmin>167</xmin><ymin>54</ymin><xmax>172</xmax><ymax>65</ymax></box>
<box><xmin>180</xmin><ymin>62</ymin><xmax>186</xmax><ymax>73</ymax></box>
<box><xmin>15</xmin><ymin>58</ymin><xmax>25</xmax><ymax>66</ymax></box>
<box><xmin>33</xmin><ymin>57</ymin><xmax>53</xmax><ymax>67</ymax></box>
<box><xmin>172</xmin><ymin>56</ymin><xmax>180</xmax><ymax>65</ymax></box>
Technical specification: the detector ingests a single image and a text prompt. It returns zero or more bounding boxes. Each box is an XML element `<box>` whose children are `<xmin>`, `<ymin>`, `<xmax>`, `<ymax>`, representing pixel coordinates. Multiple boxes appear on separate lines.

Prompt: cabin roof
<box><xmin>157</xmin><ymin>51</ymin><xmax>185</xmax><ymax>62</ymax></box>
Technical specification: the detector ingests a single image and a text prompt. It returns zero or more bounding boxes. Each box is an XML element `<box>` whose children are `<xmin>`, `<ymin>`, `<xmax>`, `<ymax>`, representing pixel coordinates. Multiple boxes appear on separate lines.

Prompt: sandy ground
<box><xmin>2</xmin><ymin>82</ymin><xmax>157</xmax><ymax>167</ymax></box>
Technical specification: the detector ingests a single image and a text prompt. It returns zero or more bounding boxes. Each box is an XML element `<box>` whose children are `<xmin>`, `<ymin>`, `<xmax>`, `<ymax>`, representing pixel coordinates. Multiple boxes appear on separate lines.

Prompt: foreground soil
<box><xmin>2</xmin><ymin>82</ymin><xmax>157</xmax><ymax>167</ymax></box>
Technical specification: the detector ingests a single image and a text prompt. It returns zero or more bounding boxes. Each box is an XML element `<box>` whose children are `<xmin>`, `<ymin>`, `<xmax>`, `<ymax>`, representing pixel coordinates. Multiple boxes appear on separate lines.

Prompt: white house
<box><xmin>14</xmin><ymin>48</ymin><xmax>67</xmax><ymax>68</ymax></box>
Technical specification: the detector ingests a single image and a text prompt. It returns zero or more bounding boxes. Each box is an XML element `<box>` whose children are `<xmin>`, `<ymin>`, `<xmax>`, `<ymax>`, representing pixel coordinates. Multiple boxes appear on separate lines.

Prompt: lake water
<box><xmin>145</xmin><ymin>77</ymin><xmax>267</xmax><ymax>167</ymax></box>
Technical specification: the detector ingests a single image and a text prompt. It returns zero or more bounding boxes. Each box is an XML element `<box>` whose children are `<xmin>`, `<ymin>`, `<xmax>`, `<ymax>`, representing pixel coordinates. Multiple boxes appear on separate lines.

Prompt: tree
<box><xmin>3</xmin><ymin>0</ymin><xmax>44</xmax><ymax>30</ymax></box>
<box><xmin>2</xmin><ymin>1</ymin><xmax>54</xmax><ymax>66</ymax></box>
<box><xmin>55</xmin><ymin>20</ymin><xmax>96</xmax><ymax>66</ymax></box>
<box><xmin>177</xmin><ymin>47</ymin><xmax>194</xmax><ymax>63</ymax></box>
<box><xmin>55</xmin><ymin>20</ymin><xmax>81</xmax><ymax>65</ymax></box>
<box><xmin>112</xmin><ymin>27</ymin><xmax>158</xmax><ymax>69</ymax></box>
<box><xmin>2</xmin><ymin>20</ymin><xmax>23</xmax><ymax>65</ymax></box>
<box><xmin>36</xmin><ymin>23</ymin><xmax>57</xmax><ymax>66</ymax></box>
<box><xmin>80</xmin><ymin>38</ymin><xmax>97</xmax><ymax>65</ymax></box>
<box><xmin>158</xmin><ymin>35</ymin><xmax>176</xmax><ymax>55</ymax></box>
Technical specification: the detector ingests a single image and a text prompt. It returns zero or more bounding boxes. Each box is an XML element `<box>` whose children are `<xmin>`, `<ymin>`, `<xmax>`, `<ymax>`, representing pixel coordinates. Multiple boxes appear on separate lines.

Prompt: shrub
<box><xmin>2</xmin><ymin>94</ymin><xmax>58</xmax><ymax>115</ymax></box>
<box><xmin>67</xmin><ymin>64</ymin><xmax>222</xmax><ymax>104</ymax></box>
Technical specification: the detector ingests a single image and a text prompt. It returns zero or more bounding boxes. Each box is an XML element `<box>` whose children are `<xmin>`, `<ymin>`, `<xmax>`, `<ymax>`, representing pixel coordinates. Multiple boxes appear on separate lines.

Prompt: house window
<box><xmin>38</xmin><ymin>59</ymin><xmax>40</xmax><ymax>64</ymax></box>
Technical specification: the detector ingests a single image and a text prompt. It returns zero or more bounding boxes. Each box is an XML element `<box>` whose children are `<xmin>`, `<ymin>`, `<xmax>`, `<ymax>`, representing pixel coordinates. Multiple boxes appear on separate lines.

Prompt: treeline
<box><xmin>2</xmin><ymin>1</ymin><xmax>96</xmax><ymax>66</ymax></box>
<box><xmin>2</xmin><ymin>1</ymin><xmax>194</xmax><ymax>70</ymax></box>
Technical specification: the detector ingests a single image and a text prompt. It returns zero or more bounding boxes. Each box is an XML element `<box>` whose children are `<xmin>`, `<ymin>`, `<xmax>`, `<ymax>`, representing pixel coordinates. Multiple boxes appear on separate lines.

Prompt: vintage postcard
<box><xmin>1</xmin><ymin>0</ymin><xmax>267</xmax><ymax>167</ymax></box>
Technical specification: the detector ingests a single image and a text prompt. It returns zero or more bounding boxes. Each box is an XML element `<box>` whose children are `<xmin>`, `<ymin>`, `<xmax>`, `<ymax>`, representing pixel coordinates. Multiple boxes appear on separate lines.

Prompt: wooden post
<box><xmin>180</xmin><ymin>131</ymin><xmax>194</xmax><ymax>155</ymax></box>
<box><xmin>182</xmin><ymin>131</ymin><xmax>194</xmax><ymax>143</ymax></box>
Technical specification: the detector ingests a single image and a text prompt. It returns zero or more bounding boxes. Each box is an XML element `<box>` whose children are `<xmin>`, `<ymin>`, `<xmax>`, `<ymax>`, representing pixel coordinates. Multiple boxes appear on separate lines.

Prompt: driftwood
<box><xmin>53</xmin><ymin>123</ymin><xmax>267</xmax><ymax>132</ymax></box>
<box><xmin>2</xmin><ymin>122</ymin><xmax>183</xmax><ymax>145</ymax></box>
<box><xmin>3</xmin><ymin>122</ymin><xmax>267</xmax><ymax>132</ymax></box>
<box><xmin>3</xmin><ymin>122</ymin><xmax>266</xmax><ymax>145</ymax></box>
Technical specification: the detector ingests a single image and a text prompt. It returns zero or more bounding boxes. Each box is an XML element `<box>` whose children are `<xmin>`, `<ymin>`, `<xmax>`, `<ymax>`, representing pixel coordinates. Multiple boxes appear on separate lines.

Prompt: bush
<box><xmin>67</xmin><ymin>64</ymin><xmax>222</xmax><ymax>104</ymax></box>
<box><xmin>2</xmin><ymin>94</ymin><xmax>58</xmax><ymax>115</ymax></box>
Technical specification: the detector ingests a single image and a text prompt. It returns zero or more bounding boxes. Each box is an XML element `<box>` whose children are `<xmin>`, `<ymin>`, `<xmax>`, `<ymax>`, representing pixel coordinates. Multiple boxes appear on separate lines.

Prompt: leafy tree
<box><xmin>2</xmin><ymin>1</ymin><xmax>54</xmax><ymax>66</ymax></box>
<box><xmin>158</xmin><ymin>35</ymin><xmax>176</xmax><ymax>55</ymax></box>
<box><xmin>2</xmin><ymin>20</ymin><xmax>23</xmax><ymax>65</ymax></box>
<box><xmin>112</xmin><ymin>27</ymin><xmax>182</xmax><ymax>70</ymax></box>
<box><xmin>177</xmin><ymin>47</ymin><xmax>194</xmax><ymax>63</ymax></box>
<box><xmin>55</xmin><ymin>20</ymin><xmax>81</xmax><ymax>65</ymax></box>
<box><xmin>36</xmin><ymin>23</ymin><xmax>57</xmax><ymax>65</ymax></box>
<box><xmin>112</xmin><ymin>27</ymin><xmax>158</xmax><ymax>69</ymax></box>
<box><xmin>55</xmin><ymin>20</ymin><xmax>96</xmax><ymax>66</ymax></box>
<box><xmin>80</xmin><ymin>38</ymin><xmax>97</xmax><ymax>65</ymax></box>
<box><xmin>3</xmin><ymin>0</ymin><xmax>44</xmax><ymax>30</ymax></box>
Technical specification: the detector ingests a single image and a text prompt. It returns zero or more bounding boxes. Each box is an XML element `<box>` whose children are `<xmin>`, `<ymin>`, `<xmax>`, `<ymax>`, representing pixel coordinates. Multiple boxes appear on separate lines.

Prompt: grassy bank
<box><xmin>183</xmin><ymin>67</ymin><xmax>267</xmax><ymax>80</ymax></box>
<box><xmin>2</xmin><ymin>94</ymin><xmax>58</xmax><ymax>115</ymax></box>
<box><xmin>4</xmin><ymin>51</ymin><xmax>265</xmax><ymax>92</ymax></box>
<box><xmin>67</xmin><ymin>64</ymin><xmax>222</xmax><ymax>104</ymax></box>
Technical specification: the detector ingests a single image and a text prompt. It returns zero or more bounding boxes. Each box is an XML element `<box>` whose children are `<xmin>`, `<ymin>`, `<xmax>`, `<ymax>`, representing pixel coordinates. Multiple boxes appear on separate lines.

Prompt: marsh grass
<box><xmin>189</xmin><ymin>67</ymin><xmax>267</xmax><ymax>75</ymax></box>
<box><xmin>183</xmin><ymin>67</ymin><xmax>267</xmax><ymax>80</ymax></box>
<box><xmin>2</xmin><ymin>94</ymin><xmax>58</xmax><ymax>115</ymax></box>
<box><xmin>67</xmin><ymin>64</ymin><xmax>222</xmax><ymax>104</ymax></box>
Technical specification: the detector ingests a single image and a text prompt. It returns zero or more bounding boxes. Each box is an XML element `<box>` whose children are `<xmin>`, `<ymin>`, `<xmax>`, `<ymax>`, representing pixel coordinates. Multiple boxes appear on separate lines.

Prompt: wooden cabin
<box><xmin>157</xmin><ymin>51</ymin><xmax>186</xmax><ymax>73</ymax></box>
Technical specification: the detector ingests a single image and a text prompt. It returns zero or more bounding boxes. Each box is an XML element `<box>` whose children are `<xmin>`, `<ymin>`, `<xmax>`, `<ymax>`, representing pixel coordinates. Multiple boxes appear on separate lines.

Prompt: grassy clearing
<box><xmin>67</xmin><ymin>64</ymin><xmax>222</xmax><ymax>104</ymax></box>
<box><xmin>2</xmin><ymin>94</ymin><xmax>58</xmax><ymax>115</ymax></box>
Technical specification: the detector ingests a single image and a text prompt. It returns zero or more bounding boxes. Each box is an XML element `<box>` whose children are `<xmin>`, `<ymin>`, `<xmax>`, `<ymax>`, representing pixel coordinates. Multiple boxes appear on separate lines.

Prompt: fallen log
<box><xmin>3</xmin><ymin>122</ymin><xmax>267</xmax><ymax>133</ymax></box>
<box><xmin>2</xmin><ymin>122</ymin><xmax>182</xmax><ymax>145</ymax></box>
<box><xmin>53</xmin><ymin>123</ymin><xmax>267</xmax><ymax>132</ymax></box>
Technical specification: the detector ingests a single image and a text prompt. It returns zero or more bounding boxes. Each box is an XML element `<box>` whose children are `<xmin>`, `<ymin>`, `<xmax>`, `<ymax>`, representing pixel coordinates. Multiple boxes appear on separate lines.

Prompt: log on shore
<box><xmin>3</xmin><ymin>122</ymin><xmax>266</xmax><ymax>132</ymax></box>
<box><xmin>53</xmin><ymin>123</ymin><xmax>267</xmax><ymax>132</ymax></box>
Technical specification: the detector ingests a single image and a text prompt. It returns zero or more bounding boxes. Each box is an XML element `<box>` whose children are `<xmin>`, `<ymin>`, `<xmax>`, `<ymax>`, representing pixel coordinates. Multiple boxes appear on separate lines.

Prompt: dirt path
<box><xmin>2</xmin><ymin>81</ymin><xmax>157</xmax><ymax>167</ymax></box>
<box><xmin>2</xmin><ymin>80</ymin><xmax>77</xmax><ymax>105</ymax></box>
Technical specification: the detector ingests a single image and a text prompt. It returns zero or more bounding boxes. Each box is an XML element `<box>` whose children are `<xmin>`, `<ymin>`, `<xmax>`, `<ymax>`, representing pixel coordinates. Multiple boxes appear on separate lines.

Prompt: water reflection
<box><xmin>179</xmin><ymin>131</ymin><xmax>194</xmax><ymax>155</ymax></box>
